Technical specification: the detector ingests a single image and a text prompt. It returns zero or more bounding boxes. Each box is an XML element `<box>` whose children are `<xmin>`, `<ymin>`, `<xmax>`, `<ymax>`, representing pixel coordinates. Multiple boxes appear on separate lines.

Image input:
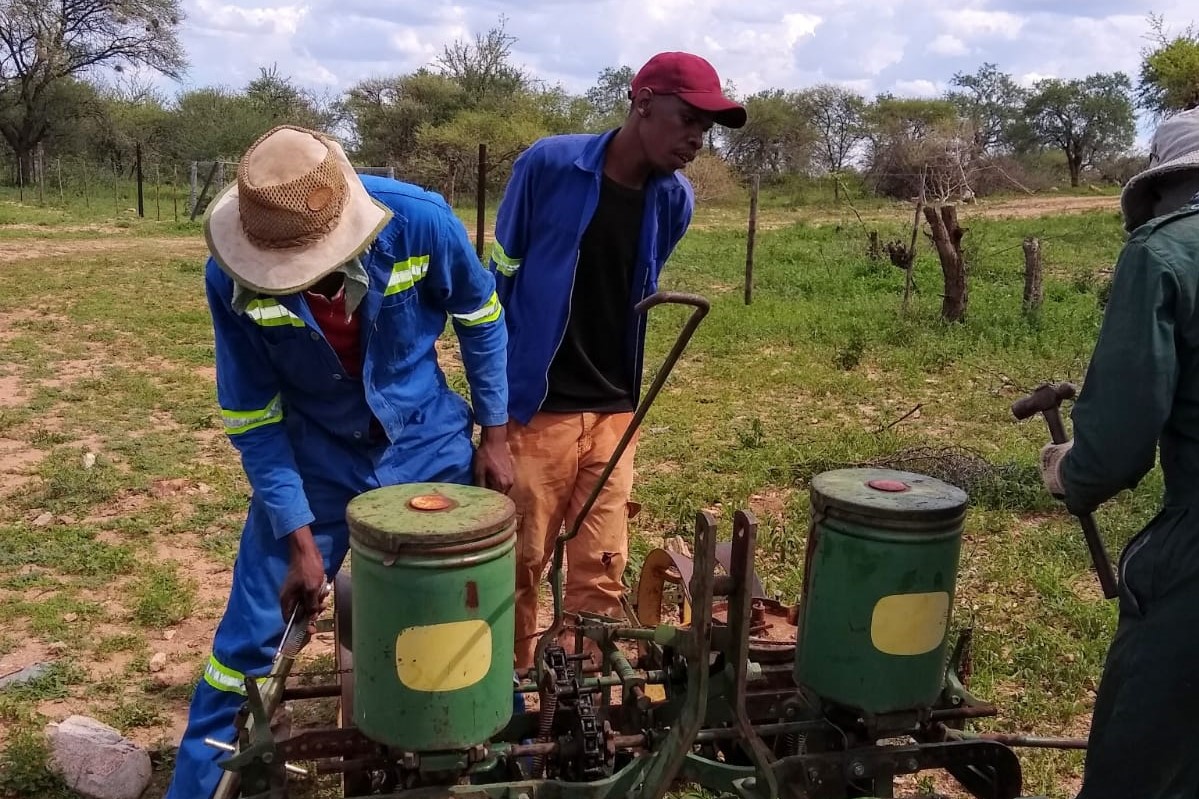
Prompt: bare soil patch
<box><xmin>0</xmin><ymin>435</ymin><xmax>43</xmax><ymax>495</ymax></box>
<box><xmin>0</xmin><ymin>235</ymin><xmax>207</xmax><ymax>263</ymax></box>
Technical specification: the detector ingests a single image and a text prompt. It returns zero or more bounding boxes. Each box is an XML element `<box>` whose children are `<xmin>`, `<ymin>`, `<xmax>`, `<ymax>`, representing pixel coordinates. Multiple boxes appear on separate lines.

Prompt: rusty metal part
<box><xmin>203</xmin><ymin>738</ymin><xmax>308</xmax><ymax>777</ymax></box>
<box><xmin>332</xmin><ymin>571</ymin><xmax>372</xmax><ymax>797</ymax></box>
<box><xmin>1011</xmin><ymin>381</ymin><xmax>1117</xmax><ymax>599</ymax></box>
<box><xmin>638</xmin><ymin>510</ymin><xmax>718</xmax><ymax>799</ymax></box>
<box><xmin>774</xmin><ymin>739</ymin><xmax>1023</xmax><ymax>799</ymax></box>
<box><xmin>723</xmin><ymin>509</ymin><xmax>781</xmax><ymax>799</ymax></box>
<box><xmin>712</xmin><ymin>598</ymin><xmax>798</xmax><ymax>658</ymax></box>
<box><xmin>408</xmin><ymin>493</ymin><xmax>457</xmax><ymax>512</ymax></box>
<box><xmin>636</xmin><ymin>547</ymin><xmax>695</xmax><ymax>627</ymax></box>
<box><xmin>636</xmin><ymin>543</ymin><xmax>770</xmax><ymax>631</ymax></box>
<box><xmin>929</xmin><ymin>705</ymin><xmax>999</xmax><ymax>721</ymax></box>
<box><xmin>531</xmin><ymin>646</ymin><xmax>566</xmax><ymax>777</ymax></box>
<box><xmin>976</xmin><ymin>733</ymin><xmax>1087</xmax><ymax>750</ymax></box>
<box><xmin>281</xmin><ymin>683</ymin><xmax>340</xmax><ymax>701</ymax></box>
<box><xmin>1010</xmin><ymin>382</ymin><xmax>1077</xmax><ymax>420</ymax></box>
<box><xmin>274</xmin><ymin>727</ymin><xmax>386</xmax><ymax>763</ymax></box>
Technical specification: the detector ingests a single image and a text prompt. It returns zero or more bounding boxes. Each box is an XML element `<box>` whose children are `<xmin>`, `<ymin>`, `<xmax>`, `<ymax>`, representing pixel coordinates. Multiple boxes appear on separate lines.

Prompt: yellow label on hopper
<box><xmin>395</xmin><ymin>619</ymin><xmax>492</xmax><ymax>692</ymax></box>
<box><xmin>870</xmin><ymin>591</ymin><xmax>950</xmax><ymax>656</ymax></box>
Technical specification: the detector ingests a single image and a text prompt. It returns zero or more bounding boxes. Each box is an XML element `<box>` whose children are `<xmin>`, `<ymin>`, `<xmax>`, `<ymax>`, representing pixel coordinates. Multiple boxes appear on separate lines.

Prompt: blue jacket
<box><xmin>487</xmin><ymin>129</ymin><xmax>694</xmax><ymax>425</ymax></box>
<box><xmin>206</xmin><ymin>176</ymin><xmax>508</xmax><ymax>540</ymax></box>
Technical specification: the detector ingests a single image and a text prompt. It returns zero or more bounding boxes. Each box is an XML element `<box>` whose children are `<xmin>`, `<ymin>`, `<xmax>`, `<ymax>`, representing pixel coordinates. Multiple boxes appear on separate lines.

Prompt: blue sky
<box><xmin>161</xmin><ymin>0</ymin><xmax>1194</xmax><ymax>146</ymax></box>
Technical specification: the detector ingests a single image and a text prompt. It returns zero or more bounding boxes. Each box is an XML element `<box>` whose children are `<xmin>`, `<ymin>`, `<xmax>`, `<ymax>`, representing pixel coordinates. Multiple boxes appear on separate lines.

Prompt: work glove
<box><xmin>1038</xmin><ymin>441</ymin><xmax>1072</xmax><ymax>500</ymax></box>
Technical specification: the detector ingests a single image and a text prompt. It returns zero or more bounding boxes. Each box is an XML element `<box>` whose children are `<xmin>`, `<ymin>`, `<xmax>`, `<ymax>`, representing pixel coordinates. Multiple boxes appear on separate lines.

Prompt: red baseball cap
<box><xmin>631</xmin><ymin>52</ymin><xmax>747</xmax><ymax>129</ymax></box>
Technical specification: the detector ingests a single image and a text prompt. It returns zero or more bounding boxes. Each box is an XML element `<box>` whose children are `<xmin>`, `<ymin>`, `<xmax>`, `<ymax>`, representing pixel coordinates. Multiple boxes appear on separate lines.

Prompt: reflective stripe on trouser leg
<box><xmin>163</xmin><ymin>502</ymin><xmax>351</xmax><ymax>799</ymax></box>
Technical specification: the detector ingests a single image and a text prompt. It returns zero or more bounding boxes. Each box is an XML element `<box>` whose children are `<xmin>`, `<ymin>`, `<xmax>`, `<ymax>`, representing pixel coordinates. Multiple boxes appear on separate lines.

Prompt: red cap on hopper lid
<box><xmin>630</xmin><ymin>52</ymin><xmax>747</xmax><ymax>129</ymax></box>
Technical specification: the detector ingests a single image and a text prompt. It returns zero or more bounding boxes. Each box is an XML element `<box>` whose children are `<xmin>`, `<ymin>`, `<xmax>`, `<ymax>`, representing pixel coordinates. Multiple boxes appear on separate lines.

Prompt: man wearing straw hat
<box><xmin>166</xmin><ymin>125</ymin><xmax>513</xmax><ymax>798</ymax></box>
<box><xmin>1039</xmin><ymin>106</ymin><xmax>1199</xmax><ymax>799</ymax></box>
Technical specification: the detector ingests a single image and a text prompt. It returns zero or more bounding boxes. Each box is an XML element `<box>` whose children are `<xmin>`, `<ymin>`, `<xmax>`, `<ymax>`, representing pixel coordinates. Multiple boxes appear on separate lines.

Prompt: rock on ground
<box><xmin>46</xmin><ymin>715</ymin><xmax>152</xmax><ymax>799</ymax></box>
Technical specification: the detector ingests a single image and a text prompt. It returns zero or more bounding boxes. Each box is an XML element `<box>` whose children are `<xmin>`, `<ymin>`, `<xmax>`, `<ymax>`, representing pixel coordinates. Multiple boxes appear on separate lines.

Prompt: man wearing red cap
<box><xmin>488</xmin><ymin>52</ymin><xmax>745</xmax><ymax>671</ymax></box>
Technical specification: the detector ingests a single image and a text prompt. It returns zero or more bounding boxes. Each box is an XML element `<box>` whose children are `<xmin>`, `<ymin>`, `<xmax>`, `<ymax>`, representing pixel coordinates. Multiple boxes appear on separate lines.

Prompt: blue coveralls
<box><xmin>166</xmin><ymin>176</ymin><xmax>509</xmax><ymax>799</ymax></box>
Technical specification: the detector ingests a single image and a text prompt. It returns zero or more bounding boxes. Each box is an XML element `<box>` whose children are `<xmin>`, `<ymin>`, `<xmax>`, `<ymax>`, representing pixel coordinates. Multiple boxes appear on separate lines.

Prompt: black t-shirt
<box><xmin>541</xmin><ymin>174</ymin><xmax>646</xmax><ymax>413</ymax></box>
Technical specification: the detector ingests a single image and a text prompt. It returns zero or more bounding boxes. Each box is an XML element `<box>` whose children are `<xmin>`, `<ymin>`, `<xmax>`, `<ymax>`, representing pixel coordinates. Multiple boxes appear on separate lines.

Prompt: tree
<box><xmin>722</xmin><ymin>89</ymin><xmax>814</xmax><ymax>177</ymax></box>
<box><xmin>1021</xmin><ymin>73</ymin><xmax>1136</xmax><ymax>187</ymax></box>
<box><xmin>434</xmin><ymin>15</ymin><xmax>527</xmax><ymax>108</ymax></box>
<box><xmin>157</xmin><ymin>88</ymin><xmax>277</xmax><ymax>163</ymax></box>
<box><xmin>798</xmin><ymin>84</ymin><xmax>867</xmax><ymax>174</ymax></box>
<box><xmin>414</xmin><ymin>107</ymin><xmax>548</xmax><ymax>204</ymax></box>
<box><xmin>523</xmin><ymin>84</ymin><xmax>593</xmax><ymax>134</ymax></box>
<box><xmin>863</xmin><ymin>96</ymin><xmax>966</xmax><ymax>199</ymax></box>
<box><xmin>341</xmin><ymin>70</ymin><xmax>468</xmax><ymax>165</ymax></box>
<box><xmin>0</xmin><ymin>0</ymin><xmax>187</xmax><ymax>182</ymax></box>
<box><xmin>1137</xmin><ymin>14</ymin><xmax>1199</xmax><ymax>118</ymax></box>
<box><xmin>86</xmin><ymin>76</ymin><xmax>171</xmax><ymax>171</ymax></box>
<box><xmin>945</xmin><ymin>63</ymin><xmax>1027</xmax><ymax>153</ymax></box>
<box><xmin>585</xmin><ymin>66</ymin><xmax>634</xmax><ymax>130</ymax></box>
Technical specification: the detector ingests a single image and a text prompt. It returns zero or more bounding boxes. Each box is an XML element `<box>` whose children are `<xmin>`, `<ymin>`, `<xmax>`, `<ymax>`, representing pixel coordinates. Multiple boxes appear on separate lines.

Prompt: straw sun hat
<box><xmin>203</xmin><ymin>125</ymin><xmax>393</xmax><ymax>294</ymax></box>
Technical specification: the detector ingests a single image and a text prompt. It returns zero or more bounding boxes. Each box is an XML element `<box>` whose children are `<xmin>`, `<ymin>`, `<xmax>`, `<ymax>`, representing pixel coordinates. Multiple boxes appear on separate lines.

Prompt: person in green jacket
<box><xmin>1039</xmin><ymin>107</ymin><xmax>1199</xmax><ymax>799</ymax></box>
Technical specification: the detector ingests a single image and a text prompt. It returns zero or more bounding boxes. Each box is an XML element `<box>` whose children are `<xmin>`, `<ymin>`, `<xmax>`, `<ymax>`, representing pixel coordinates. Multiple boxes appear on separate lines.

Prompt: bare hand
<box><xmin>474</xmin><ymin>426</ymin><xmax>515</xmax><ymax>494</ymax></box>
<box><xmin>280</xmin><ymin>525</ymin><xmax>327</xmax><ymax>635</ymax></box>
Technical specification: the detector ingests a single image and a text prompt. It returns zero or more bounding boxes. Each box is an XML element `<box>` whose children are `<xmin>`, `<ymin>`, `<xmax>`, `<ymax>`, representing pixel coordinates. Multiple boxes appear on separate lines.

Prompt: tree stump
<box><xmin>1022</xmin><ymin>237</ymin><xmax>1043</xmax><ymax>314</ymax></box>
<box><xmin>924</xmin><ymin>205</ymin><xmax>968</xmax><ymax>323</ymax></box>
<box><xmin>868</xmin><ymin>230</ymin><xmax>881</xmax><ymax>261</ymax></box>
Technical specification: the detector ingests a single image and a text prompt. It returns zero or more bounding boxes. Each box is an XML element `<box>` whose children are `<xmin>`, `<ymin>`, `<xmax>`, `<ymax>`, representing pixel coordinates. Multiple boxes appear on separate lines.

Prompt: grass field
<box><xmin>0</xmin><ymin>184</ymin><xmax>1148</xmax><ymax>799</ymax></box>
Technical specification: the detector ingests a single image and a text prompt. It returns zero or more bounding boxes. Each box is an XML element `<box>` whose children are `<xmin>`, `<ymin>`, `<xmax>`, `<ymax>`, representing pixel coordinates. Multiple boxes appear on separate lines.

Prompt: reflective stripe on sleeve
<box><xmin>245</xmin><ymin>299</ymin><xmax>305</xmax><ymax>328</ymax></box>
<box><xmin>490</xmin><ymin>242</ymin><xmax>521</xmax><ymax>277</ymax></box>
<box><xmin>221</xmin><ymin>394</ymin><xmax>283</xmax><ymax>435</ymax></box>
<box><xmin>452</xmin><ymin>291</ymin><xmax>502</xmax><ymax>327</ymax></box>
<box><xmin>385</xmin><ymin>255</ymin><xmax>431</xmax><ymax>296</ymax></box>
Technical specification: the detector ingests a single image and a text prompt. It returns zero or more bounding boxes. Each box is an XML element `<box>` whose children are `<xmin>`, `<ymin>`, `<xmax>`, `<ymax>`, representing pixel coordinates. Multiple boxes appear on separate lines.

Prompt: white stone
<box><xmin>149</xmin><ymin>652</ymin><xmax>167</xmax><ymax>673</ymax></box>
<box><xmin>46</xmin><ymin>715</ymin><xmax>152</xmax><ymax>799</ymax></box>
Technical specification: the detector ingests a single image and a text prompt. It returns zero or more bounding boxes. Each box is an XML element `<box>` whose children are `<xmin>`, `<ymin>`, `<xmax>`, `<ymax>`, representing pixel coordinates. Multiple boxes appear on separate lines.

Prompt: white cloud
<box><xmin>856</xmin><ymin>31</ymin><xmax>908</xmax><ymax>75</ymax></box>
<box><xmin>191</xmin><ymin>0</ymin><xmax>306</xmax><ymax>35</ymax></box>
<box><xmin>893</xmin><ymin>78</ymin><xmax>942</xmax><ymax>97</ymax></box>
<box><xmin>939</xmin><ymin>9</ymin><xmax>1025</xmax><ymax>38</ymax></box>
<box><xmin>1018</xmin><ymin>71</ymin><xmax>1054</xmax><ymax>86</ymax></box>
<box><xmin>927</xmin><ymin>34</ymin><xmax>969</xmax><ymax>56</ymax></box>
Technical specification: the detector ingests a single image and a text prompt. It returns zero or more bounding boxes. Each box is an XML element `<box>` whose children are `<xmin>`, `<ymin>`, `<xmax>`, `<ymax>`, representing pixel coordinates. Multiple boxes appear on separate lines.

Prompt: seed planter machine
<box><xmin>211</xmin><ymin>293</ymin><xmax>1088</xmax><ymax>799</ymax></box>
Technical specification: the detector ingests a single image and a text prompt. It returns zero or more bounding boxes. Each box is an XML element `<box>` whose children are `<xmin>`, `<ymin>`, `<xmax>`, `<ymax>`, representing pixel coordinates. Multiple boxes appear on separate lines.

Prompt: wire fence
<box><xmin>0</xmin><ymin>149</ymin><xmax>401</xmax><ymax>223</ymax></box>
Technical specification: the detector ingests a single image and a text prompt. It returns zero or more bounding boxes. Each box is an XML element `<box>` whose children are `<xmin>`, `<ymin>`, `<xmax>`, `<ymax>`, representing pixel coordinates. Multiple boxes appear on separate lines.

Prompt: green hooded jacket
<box><xmin>1062</xmin><ymin>199</ymin><xmax>1199</xmax><ymax>518</ymax></box>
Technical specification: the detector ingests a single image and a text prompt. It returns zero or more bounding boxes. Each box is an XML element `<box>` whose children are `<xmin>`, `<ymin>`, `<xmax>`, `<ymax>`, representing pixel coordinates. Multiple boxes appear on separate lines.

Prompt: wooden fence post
<box><xmin>745</xmin><ymin>174</ymin><xmax>760</xmax><ymax>305</ymax></box>
<box><xmin>476</xmin><ymin>143</ymin><xmax>487</xmax><ymax>260</ymax></box>
<box><xmin>37</xmin><ymin>143</ymin><xmax>45</xmax><ymax>205</ymax></box>
<box><xmin>136</xmin><ymin>143</ymin><xmax>145</xmax><ymax>218</ymax></box>
<box><xmin>1022</xmin><ymin>237</ymin><xmax>1043</xmax><ymax>314</ymax></box>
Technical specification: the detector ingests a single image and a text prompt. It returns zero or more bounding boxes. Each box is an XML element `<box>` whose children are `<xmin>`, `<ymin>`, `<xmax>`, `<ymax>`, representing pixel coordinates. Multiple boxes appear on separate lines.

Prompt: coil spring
<box><xmin>531</xmin><ymin>689</ymin><xmax>557</xmax><ymax>777</ymax></box>
<box><xmin>782</xmin><ymin>733</ymin><xmax>806</xmax><ymax>756</ymax></box>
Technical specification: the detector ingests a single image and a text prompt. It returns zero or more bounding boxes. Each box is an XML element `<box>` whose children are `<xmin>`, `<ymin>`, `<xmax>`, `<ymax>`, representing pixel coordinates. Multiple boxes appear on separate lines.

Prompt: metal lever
<box><xmin>1012</xmin><ymin>382</ymin><xmax>1118</xmax><ymax>599</ymax></box>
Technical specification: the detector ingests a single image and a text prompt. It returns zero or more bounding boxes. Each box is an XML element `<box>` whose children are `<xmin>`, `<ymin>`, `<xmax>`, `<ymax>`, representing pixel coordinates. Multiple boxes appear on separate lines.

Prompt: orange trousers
<box><xmin>508</xmin><ymin>412</ymin><xmax>640</xmax><ymax>670</ymax></box>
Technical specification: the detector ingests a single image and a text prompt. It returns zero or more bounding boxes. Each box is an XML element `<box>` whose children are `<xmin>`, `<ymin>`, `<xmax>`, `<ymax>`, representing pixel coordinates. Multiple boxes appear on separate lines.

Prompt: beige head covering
<box><xmin>1120</xmin><ymin>107</ymin><xmax>1199</xmax><ymax>232</ymax></box>
<box><xmin>203</xmin><ymin>125</ymin><xmax>393</xmax><ymax>294</ymax></box>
